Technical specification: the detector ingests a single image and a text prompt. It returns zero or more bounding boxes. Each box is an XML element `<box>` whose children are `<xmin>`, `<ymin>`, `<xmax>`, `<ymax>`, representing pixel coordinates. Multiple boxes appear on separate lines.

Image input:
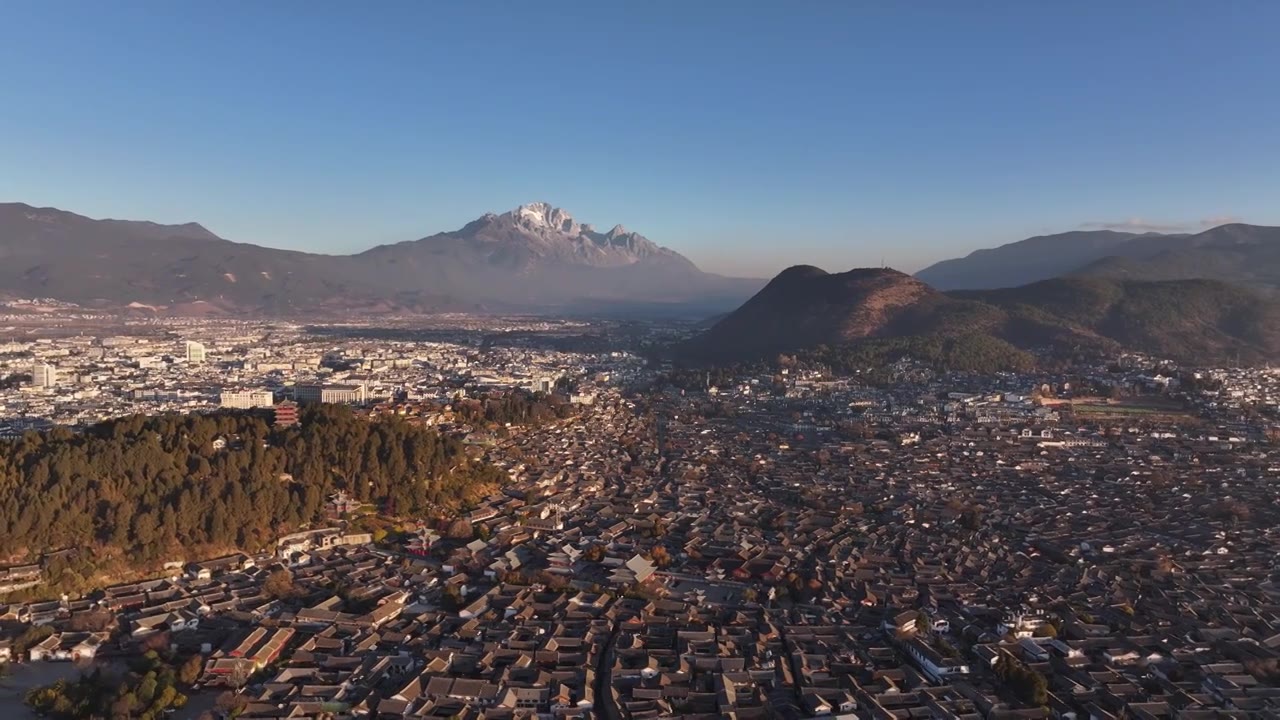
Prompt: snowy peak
<box><xmin>450</xmin><ymin>202</ymin><xmax>677</xmax><ymax>268</ymax></box>
<box><xmin>512</xmin><ymin>201</ymin><xmax>579</xmax><ymax>234</ymax></box>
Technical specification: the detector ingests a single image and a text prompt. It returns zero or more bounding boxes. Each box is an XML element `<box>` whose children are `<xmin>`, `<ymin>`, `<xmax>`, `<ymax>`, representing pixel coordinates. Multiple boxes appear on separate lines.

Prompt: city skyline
<box><xmin>2</xmin><ymin>2</ymin><xmax>1278</xmax><ymax>276</ymax></box>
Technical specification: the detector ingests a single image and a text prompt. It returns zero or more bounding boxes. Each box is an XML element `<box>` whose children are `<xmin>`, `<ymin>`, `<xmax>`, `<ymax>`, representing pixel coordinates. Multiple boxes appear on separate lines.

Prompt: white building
<box><xmin>903</xmin><ymin>638</ymin><xmax>970</xmax><ymax>683</ymax></box>
<box><xmin>219</xmin><ymin>390</ymin><xmax>275</xmax><ymax>409</ymax></box>
<box><xmin>185</xmin><ymin>341</ymin><xmax>207</xmax><ymax>364</ymax></box>
<box><xmin>295</xmin><ymin>383</ymin><xmax>367</xmax><ymax>405</ymax></box>
<box><xmin>31</xmin><ymin>364</ymin><xmax>57</xmax><ymax>388</ymax></box>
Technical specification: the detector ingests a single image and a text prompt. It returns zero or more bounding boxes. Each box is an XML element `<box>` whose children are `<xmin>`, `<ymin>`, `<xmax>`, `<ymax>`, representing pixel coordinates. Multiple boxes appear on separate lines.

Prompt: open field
<box><xmin>1060</xmin><ymin>396</ymin><xmax>1198</xmax><ymax>422</ymax></box>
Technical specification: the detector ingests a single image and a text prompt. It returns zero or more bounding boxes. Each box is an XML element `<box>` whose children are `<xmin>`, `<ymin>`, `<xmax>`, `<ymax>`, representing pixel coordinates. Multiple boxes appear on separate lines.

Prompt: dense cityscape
<box><xmin>0</xmin><ymin>315</ymin><xmax>1277</xmax><ymax>719</ymax></box>
<box><xmin>4</xmin><ymin>4</ymin><xmax>1280</xmax><ymax>718</ymax></box>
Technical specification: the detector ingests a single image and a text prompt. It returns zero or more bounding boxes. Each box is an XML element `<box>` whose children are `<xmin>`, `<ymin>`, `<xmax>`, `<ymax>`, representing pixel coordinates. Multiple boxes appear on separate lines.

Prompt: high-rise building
<box><xmin>220</xmin><ymin>390</ymin><xmax>276</xmax><ymax>409</ymax></box>
<box><xmin>31</xmin><ymin>364</ymin><xmax>57</xmax><ymax>388</ymax></box>
<box><xmin>185</xmin><ymin>341</ymin><xmax>207</xmax><ymax>364</ymax></box>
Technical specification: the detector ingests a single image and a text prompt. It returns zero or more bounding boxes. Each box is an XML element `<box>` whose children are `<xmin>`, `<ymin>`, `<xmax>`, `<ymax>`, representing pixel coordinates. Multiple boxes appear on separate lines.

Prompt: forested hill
<box><xmin>0</xmin><ymin>405</ymin><xmax>503</xmax><ymax>576</ymax></box>
<box><xmin>679</xmin><ymin>267</ymin><xmax>1280</xmax><ymax>367</ymax></box>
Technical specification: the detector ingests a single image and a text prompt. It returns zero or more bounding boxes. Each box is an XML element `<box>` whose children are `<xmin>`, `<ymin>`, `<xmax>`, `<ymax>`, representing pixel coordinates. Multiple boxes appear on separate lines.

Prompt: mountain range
<box><xmin>915</xmin><ymin>223</ymin><xmax>1280</xmax><ymax>291</ymax></box>
<box><xmin>0</xmin><ymin>202</ymin><xmax>760</xmax><ymax>315</ymax></box>
<box><xmin>8</xmin><ymin>200</ymin><xmax>1280</xmax><ymax>366</ymax></box>
<box><xmin>680</xmin><ymin>266</ymin><xmax>1280</xmax><ymax>367</ymax></box>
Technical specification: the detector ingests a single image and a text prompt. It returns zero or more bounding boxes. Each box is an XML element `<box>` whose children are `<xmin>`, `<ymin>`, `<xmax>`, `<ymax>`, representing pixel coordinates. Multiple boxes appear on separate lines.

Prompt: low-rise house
<box><xmin>29</xmin><ymin>632</ymin><xmax>107</xmax><ymax>662</ymax></box>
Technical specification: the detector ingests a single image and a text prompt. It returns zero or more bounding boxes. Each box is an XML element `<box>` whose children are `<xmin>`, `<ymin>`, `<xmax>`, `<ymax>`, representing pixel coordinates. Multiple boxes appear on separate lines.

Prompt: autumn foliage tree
<box><xmin>649</xmin><ymin>546</ymin><xmax>672</xmax><ymax>568</ymax></box>
<box><xmin>262</xmin><ymin>569</ymin><xmax>298</xmax><ymax>600</ymax></box>
<box><xmin>178</xmin><ymin>654</ymin><xmax>204</xmax><ymax>686</ymax></box>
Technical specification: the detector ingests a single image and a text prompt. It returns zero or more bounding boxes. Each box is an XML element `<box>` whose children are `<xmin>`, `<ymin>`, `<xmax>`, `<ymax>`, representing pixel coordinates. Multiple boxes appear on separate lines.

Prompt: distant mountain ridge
<box><xmin>0</xmin><ymin>201</ymin><xmax>761</xmax><ymax>315</ymax></box>
<box><xmin>360</xmin><ymin>202</ymin><xmax>692</xmax><ymax>270</ymax></box>
<box><xmin>680</xmin><ymin>266</ymin><xmax>1280</xmax><ymax>366</ymax></box>
<box><xmin>915</xmin><ymin>223</ymin><xmax>1280</xmax><ymax>291</ymax></box>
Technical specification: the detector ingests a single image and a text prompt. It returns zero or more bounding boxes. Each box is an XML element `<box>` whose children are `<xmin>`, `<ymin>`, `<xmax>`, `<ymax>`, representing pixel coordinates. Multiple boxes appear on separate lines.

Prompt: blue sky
<box><xmin>2</xmin><ymin>1</ymin><xmax>1278</xmax><ymax>276</ymax></box>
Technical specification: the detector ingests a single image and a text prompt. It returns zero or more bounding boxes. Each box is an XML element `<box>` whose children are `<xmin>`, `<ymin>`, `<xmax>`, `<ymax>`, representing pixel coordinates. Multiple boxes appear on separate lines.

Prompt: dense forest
<box><xmin>665</xmin><ymin>335</ymin><xmax>1037</xmax><ymax>384</ymax></box>
<box><xmin>799</xmin><ymin>334</ymin><xmax>1037</xmax><ymax>375</ymax></box>
<box><xmin>0</xmin><ymin>405</ymin><xmax>503</xmax><ymax>579</ymax></box>
<box><xmin>451</xmin><ymin>389</ymin><xmax>575</xmax><ymax>427</ymax></box>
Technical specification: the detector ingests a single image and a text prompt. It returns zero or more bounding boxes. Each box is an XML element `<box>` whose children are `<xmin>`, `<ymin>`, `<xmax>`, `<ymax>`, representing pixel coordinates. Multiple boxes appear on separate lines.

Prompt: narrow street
<box><xmin>592</xmin><ymin>623</ymin><xmax>622</xmax><ymax>720</ymax></box>
<box><xmin>767</xmin><ymin>612</ymin><xmax>804</xmax><ymax>720</ymax></box>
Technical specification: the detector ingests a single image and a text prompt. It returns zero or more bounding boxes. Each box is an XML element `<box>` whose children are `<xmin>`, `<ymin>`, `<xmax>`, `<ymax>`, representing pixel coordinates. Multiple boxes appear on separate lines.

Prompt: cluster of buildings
<box><xmin>0</xmin><ymin>317</ymin><xmax>650</xmax><ymax>436</ymax></box>
<box><xmin>1</xmin><ymin>317</ymin><xmax>1279</xmax><ymax>718</ymax></box>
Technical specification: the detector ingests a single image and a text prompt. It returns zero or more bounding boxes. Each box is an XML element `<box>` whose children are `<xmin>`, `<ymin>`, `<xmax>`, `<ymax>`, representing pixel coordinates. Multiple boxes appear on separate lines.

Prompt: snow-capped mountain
<box><xmin>0</xmin><ymin>201</ymin><xmax>761</xmax><ymax>314</ymax></box>
<box><xmin>355</xmin><ymin>202</ymin><xmax>740</xmax><ymax>306</ymax></box>
<box><xmin>412</xmin><ymin>201</ymin><xmax>692</xmax><ymax>270</ymax></box>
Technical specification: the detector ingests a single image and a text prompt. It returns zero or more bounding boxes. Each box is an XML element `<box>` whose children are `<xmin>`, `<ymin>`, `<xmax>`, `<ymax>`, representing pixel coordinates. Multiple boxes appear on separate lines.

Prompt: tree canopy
<box><xmin>450</xmin><ymin>389</ymin><xmax>574</xmax><ymax>428</ymax></box>
<box><xmin>27</xmin><ymin>650</ymin><xmax>187</xmax><ymax>720</ymax></box>
<box><xmin>0</xmin><ymin>405</ymin><xmax>503</xmax><ymax>580</ymax></box>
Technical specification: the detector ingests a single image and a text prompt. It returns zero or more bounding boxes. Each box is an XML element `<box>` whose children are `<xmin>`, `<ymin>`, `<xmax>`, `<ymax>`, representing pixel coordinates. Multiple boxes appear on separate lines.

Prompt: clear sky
<box><xmin>2</xmin><ymin>1</ymin><xmax>1278</xmax><ymax>277</ymax></box>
